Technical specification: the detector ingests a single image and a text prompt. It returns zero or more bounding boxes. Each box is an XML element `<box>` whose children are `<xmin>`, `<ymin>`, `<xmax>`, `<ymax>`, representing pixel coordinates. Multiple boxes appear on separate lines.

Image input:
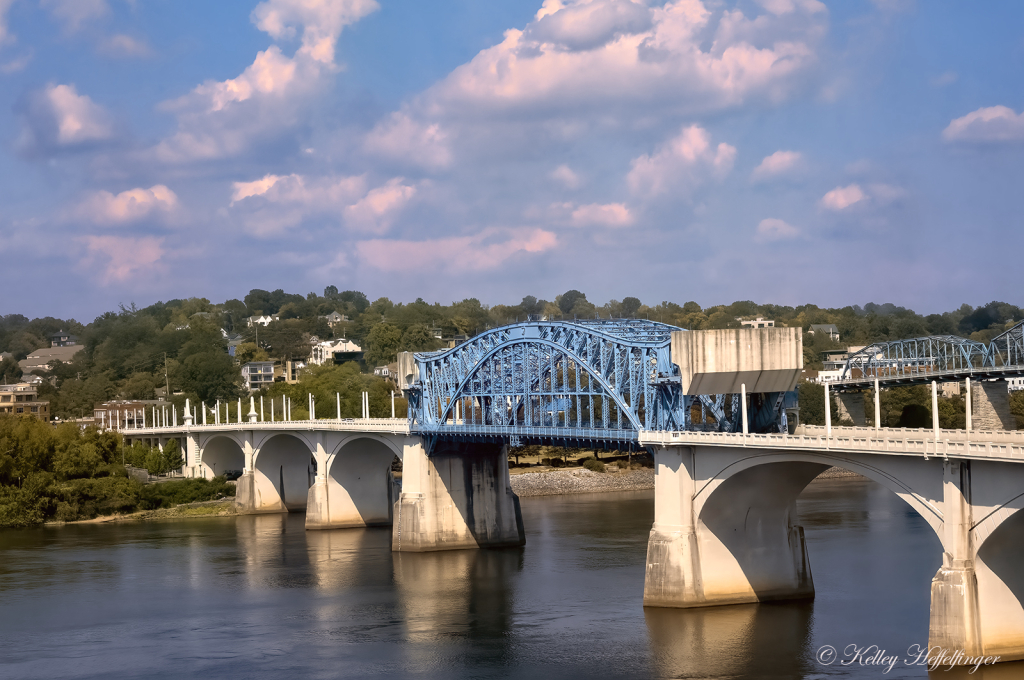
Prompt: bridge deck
<box><xmin>126</xmin><ymin>418</ymin><xmax>411</xmax><ymax>436</ymax></box>
<box><xmin>640</xmin><ymin>425</ymin><xmax>1024</xmax><ymax>463</ymax></box>
<box><xmin>832</xmin><ymin>363</ymin><xmax>1024</xmax><ymax>390</ymax></box>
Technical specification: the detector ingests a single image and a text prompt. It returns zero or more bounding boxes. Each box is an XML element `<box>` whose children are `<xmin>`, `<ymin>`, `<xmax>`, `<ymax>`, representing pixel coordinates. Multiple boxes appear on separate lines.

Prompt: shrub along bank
<box><xmin>0</xmin><ymin>415</ymin><xmax>232</xmax><ymax>528</ymax></box>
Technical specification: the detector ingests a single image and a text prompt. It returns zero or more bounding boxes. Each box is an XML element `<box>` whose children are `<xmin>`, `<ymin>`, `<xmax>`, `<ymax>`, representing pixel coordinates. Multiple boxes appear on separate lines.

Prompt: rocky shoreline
<box><xmin>509</xmin><ymin>465</ymin><xmax>863</xmax><ymax>498</ymax></box>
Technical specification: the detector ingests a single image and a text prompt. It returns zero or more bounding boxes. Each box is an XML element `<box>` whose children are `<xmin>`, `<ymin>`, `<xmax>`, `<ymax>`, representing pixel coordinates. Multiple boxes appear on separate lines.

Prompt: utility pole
<box><xmin>164</xmin><ymin>352</ymin><xmax>171</xmax><ymax>398</ymax></box>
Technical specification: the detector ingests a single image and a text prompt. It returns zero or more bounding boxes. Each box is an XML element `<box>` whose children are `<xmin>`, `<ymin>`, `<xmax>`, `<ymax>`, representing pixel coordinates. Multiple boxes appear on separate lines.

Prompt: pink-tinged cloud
<box><xmin>251</xmin><ymin>0</ymin><xmax>379</xmax><ymax>64</ymax></box>
<box><xmin>756</xmin><ymin>217</ymin><xmax>798</xmax><ymax>241</ymax></box>
<box><xmin>343</xmin><ymin>178</ymin><xmax>417</xmax><ymax>233</ymax></box>
<box><xmin>550</xmin><ymin>164</ymin><xmax>581</xmax><ymax>189</ymax></box>
<box><xmin>81</xmin><ymin>235</ymin><xmax>165</xmax><ymax>284</ymax></box>
<box><xmin>17</xmin><ymin>83</ymin><xmax>114</xmax><ymax>155</ymax></box>
<box><xmin>751</xmin><ymin>150</ymin><xmax>802</xmax><ymax>180</ymax></box>
<box><xmin>430</xmin><ymin>0</ymin><xmax>822</xmax><ymax>115</ymax></box>
<box><xmin>571</xmin><ymin>202</ymin><xmax>633</xmax><ymax>227</ymax></box>
<box><xmin>942</xmin><ymin>105</ymin><xmax>1024</xmax><ymax>142</ymax></box>
<box><xmin>0</xmin><ymin>0</ymin><xmax>16</xmax><ymax>45</ymax></box>
<box><xmin>363</xmin><ymin>112</ymin><xmax>452</xmax><ymax>169</ymax></box>
<box><xmin>628</xmin><ymin>124</ymin><xmax>735</xmax><ymax>198</ymax></box>
<box><xmin>820</xmin><ymin>184</ymin><xmax>866</xmax><ymax>210</ymax></box>
<box><xmin>77</xmin><ymin>185</ymin><xmax>178</xmax><ymax>225</ymax></box>
<box><xmin>356</xmin><ymin>228</ymin><xmax>557</xmax><ymax>272</ymax></box>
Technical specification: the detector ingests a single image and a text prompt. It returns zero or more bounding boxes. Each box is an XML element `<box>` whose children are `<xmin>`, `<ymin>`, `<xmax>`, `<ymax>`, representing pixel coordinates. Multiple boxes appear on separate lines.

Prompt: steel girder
<box><xmin>406</xmin><ymin>319</ymin><xmax>788</xmax><ymax>443</ymax></box>
<box><xmin>841</xmin><ymin>335</ymin><xmax>993</xmax><ymax>381</ymax></box>
<box><xmin>993</xmin><ymin>320</ymin><xmax>1024</xmax><ymax>368</ymax></box>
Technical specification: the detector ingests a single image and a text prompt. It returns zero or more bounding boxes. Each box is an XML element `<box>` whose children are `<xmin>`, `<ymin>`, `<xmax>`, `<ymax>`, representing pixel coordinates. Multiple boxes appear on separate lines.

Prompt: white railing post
<box><xmin>931</xmin><ymin>380</ymin><xmax>940</xmax><ymax>445</ymax></box>
<box><xmin>260</xmin><ymin>396</ymin><xmax>264</xmax><ymax>422</ymax></box>
<box><xmin>965</xmin><ymin>377</ymin><xmax>972</xmax><ymax>436</ymax></box>
<box><xmin>824</xmin><ymin>383</ymin><xmax>831</xmax><ymax>438</ymax></box>
<box><xmin>874</xmin><ymin>378</ymin><xmax>881</xmax><ymax>431</ymax></box>
<box><xmin>202</xmin><ymin>402</ymin><xmax>207</xmax><ymax>426</ymax></box>
<box><xmin>392</xmin><ymin>391</ymin><xmax>396</xmax><ymax>419</ymax></box>
<box><xmin>337</xmin><ymin>392</ymin><xmax>341</xmax><ymax>420</ymax></box>
<box><xmin>237</xmin><ymin>398</ymin><xmax>242</xmax><ymax>424</ymax></box>
<box><xmin>741</xmin><ymin>383</ymin><xmax>748</xmax><ymax>442</ymax></box>
<box><xmin>271</xmin><ymin>397</ymin><xmax>275</xmax><ymax>422</ymax></box>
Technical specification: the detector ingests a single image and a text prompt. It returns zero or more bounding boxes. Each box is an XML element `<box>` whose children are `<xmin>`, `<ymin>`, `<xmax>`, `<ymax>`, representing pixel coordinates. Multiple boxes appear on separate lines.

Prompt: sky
<box><xmin>1</xmin><ymin>0</ymin><xmax>1022</xmax><ymax>321</ymax></box>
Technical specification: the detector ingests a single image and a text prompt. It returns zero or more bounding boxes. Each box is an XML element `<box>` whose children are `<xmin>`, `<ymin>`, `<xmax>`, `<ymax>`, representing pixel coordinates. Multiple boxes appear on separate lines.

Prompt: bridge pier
<box><xmin>835</xmin><ymin>392</ymin><xmax>866</xmax><ymax>426</ymax></box>
<box><xmin>306</xmin><ymin>435</ymin><xmax>398</xmax><ymax>530</ymax></box>
<box><xmin>644</xmin><ymin>445</ymin><xmax>823</xmax><ymax>608</ymax></box>
<box><xmin>971</xmin><ymin>380</ymin><xmax>1014</xmax><ymax>431</ymax></box>
<box><xmin>392</xmin><ymin>441</ymin><xmax>525</xmax><ymax>552</ymax></box>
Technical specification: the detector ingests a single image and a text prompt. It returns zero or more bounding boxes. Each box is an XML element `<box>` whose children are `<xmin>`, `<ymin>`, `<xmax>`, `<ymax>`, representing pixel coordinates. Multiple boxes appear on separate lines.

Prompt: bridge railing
<box><xmin>639</xmin><ymin>427</ymin><xmax>1024</xmax><ymax>462</ymax></box>
<box><xmin>124</xmin><ymin>418</ymin><xmax>410</xmax><ymax>435</ymax></box>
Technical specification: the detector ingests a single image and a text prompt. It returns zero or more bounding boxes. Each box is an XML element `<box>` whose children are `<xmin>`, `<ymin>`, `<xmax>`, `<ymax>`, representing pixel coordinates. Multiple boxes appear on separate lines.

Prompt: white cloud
<box><xmin>571</xmin><ymin>202</ymin><xmax>633</xmax><ymax>227</ymax></box>
<box><xmin>80</xmin><ymin>235</ymin><xmax>165</xmax><ymax>284</ymax></box>
<box><xmin>820</xmin><ymin>184</ymin><xmax>865</xmax><ymax>210</ymax></box>
<box><xmin>820</xmin><ymin>183</ymin><xmax>902</xmax><ymax>211</ymax></box>
<box><xmin>41</xmin><ymin>0</ymin><xmax>108</xmax><ymax>33</ymax></box>
<box><xmin>627</xmin><ymin>124</ymin><xmax>735</xmax><ymax>198</ymax></box>
<box><xmin>77</xmin><ymin>185</ymin><xmax>179</xmax><ymax>225</ymax></box>
<box><xmin>251</xmin><ymin>0</ymin><xmax>379</xmax><ymax>65</ymax></box>
<box><xmin>343</xmin><ymin>178</ymin><xmax>417</xmax><ymax>234</ymax></box>
<box><xmin>98</xmin><ymin>35</ymin><xmax>153</xmax><ymax>58</ymax></box>
<box><xmin>229</xmin><ymin>173</ymin><xmax>417</xmax><ymax>236</ymax></box>
<box><xmin>363</xmin><ymin>111</ymin><xmax>452</xmax><ymax>169</ymax></box>
<box><xmin>756</xmin><ymin>217</ymin><xmax>798</xmax><ymax>240</ymax></box>
<box><xmin>751</xmin><ymin>149</ymin><xmax>802</xmax><ymax>180</ymax></box>
<box><xmin>942</xmin><ymin>106</ymin><xmax>1024</xmax><ymax>143</ymax></box>
<box><xmin>16</xmin><ymin>84</ymin><xmax>115</xmax><ymax>155</ymax></box>
<box><xmin>151</xmin><ymin>0</ymin><xmax>379</xmax><ymax>164</ymax></box>
<box><xmin>429</xmin><ymin>0</ymin><xmax>825</xmax><ymax>118</ymax></box>
<box><xmin>356</xmin><ymin>228</ymin><xmax>557</xmax><ymax>272</ymax></box>
<box><xmin>550</xmin><ymin>164</ymin><xmax>581</xmax><ymax>189</ymax></box>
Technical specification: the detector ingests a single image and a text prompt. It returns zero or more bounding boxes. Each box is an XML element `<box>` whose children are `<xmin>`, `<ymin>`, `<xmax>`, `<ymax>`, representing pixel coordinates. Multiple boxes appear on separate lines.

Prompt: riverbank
<box><xmin>48</xmin><ymin>500</ymin><xmax>237</xmax><ymax>525</ymax></box>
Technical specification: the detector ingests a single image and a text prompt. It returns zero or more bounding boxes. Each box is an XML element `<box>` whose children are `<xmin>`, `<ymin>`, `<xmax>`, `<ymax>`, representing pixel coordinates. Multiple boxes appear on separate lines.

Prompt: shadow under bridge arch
<box><xmin>252</xmin><ymin>433</ymin><xmax>316</xmax><ymax>513</ymax></box>
<box><xmin>199</xmin><ymin>434</ymin><xmax>244</xmax><ymax>480</ymax></box>
<box><xmin>312</xmin><ymin>435</ymin><xmax>402</xmax><ymax>529</ymax></box>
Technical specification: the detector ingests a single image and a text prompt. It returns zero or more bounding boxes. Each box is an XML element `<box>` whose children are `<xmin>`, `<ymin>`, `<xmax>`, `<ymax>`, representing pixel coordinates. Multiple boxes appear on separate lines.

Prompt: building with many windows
<box><xmin>0</xmin><ymin>383</ymin><xmax>49</xmax><ymax>419</ymax></box>
<box><xmin>738</xmin><ymin>317</ymin><xmax>775</xmax><ymax>329</ymax></box>
<box><xmin>242</xmin><ymin>361</ymin><xmax>276</xmax><ymax>391</ymax></box>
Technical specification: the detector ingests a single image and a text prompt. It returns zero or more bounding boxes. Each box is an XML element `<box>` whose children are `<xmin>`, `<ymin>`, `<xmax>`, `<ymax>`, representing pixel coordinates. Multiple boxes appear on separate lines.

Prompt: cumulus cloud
<box><xmin>820</xmin><ymin>183</ymin><xmax>902</xmax><ymax>211</ymax></box>
<box><xmin>76</xmin><ymin>185</ymin><xmax>179</xmax><ymax>225</ymax></box>
<box><xmin>751</xmin><ymin>149</ymin><xmax>802</xmax><ymax>180</ymax></box>
<box><xmin>571</xmin><ymin>202</ymin><xmax>633</xmax><ymax>227</ymax></box>
<box><xmin>16</xmin><ymin>84</ymin><xmax>115</xmax><ymax>156</ymax></box>
<box><xmin>151</xmin><ymin>0</ymin><xmax>379</xmax><ymax>164</ymax></box>
<box><xmin>98</xmin><ymin>35</ymin><xmax>153</xmax><ymax>58</ymax></box>
<box><xmin>356</xmin><ymin>228</ymin><xmax>557</xmax><ymax>272</ymax></box>
<box><xmin>756</xmin><ymin>217</ymin><xmax>798</xmax><ymax>240</ymax></box>
<box><xmin>627</xmin><ymin>124</ymin><xmax>736</xmax><ymax>198</ymax></box>
<box><xmin>229</xmin><ymin>173</ymin><xmax>417</xmax><ymax>236</ymax></box>
<box><xmin>428</xmin><ymin>0</ymin><xmax>825</xmax><ymax>117</ymax></box>
<box><xmin>343</xmin><ymin>178</ymin><xmax>418</xmax><ymax>233</ymax></box>
<box><xmin>942</xmin><ymin>106</ymin><xmax>1024</xmax><ymax>143</ymax></box>
<box><xmin>251</xmin><ymin>0</ymin><xmax>379</xmax><ymax>65</ymax></box>
<box><xmin>80</xmin><ymin>235</ymin><xmax>165</xmax><ymax>284</ymax></box>
<box><xmin>820</xmin><ymin>184</ymin><xmax>865</xmax><ymax>210</ymax></box>
<box><xmin>550</xmin><ymin>164</ymin><xmax>581</xmax><ymax>189</ymax></box>
<box><xmin>41</xmin><ymin>0</ymin><xmax>109</xmax><ymax>33</ymax></box>
<box><xmin>363</xmin><ymin>111</ymin><xmax>452</xmax><ymax>169</ymax></box>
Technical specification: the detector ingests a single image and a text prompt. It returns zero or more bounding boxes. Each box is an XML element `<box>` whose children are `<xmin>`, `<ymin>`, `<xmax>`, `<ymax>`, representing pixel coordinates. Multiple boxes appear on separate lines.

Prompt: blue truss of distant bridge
<box><xmin>837</xmin><ymin>320</ymin><xmax>1024</xmax><ymax>389</ymax></box>
<box><xmin>403</xmin><ymin>319</ymin><xmax>790</xmax><ymax>447</ymax></box>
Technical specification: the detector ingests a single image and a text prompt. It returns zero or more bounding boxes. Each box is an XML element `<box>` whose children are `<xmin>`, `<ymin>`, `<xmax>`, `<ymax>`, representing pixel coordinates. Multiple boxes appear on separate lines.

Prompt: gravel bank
<box><xmin>510</xmin><ymin>468</ymin><xmax>655</xmax><ymax>497</ymax></box>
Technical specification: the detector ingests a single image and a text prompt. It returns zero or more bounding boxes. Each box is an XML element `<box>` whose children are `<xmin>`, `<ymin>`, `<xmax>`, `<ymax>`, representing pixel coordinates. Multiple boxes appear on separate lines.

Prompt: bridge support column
<box><xmin>835</xmin><ymin>392</ymin><xmax>866</xmax><ymax>426</ymax></box>
<box><xmin>644</xmin><ymin>445</ymin><xmax>822</xmax><ymax>608</ymax></box>
<box><xmin>929</xmin><ymin>459</ymin><xmax>982</xmax><ymax>656</ymax></box>
<box><xmin>393</xmin><ymin>440</ymin><xmax>525</xmax><ymax>552</ymax></box>
<box><xmin>234</xmin><ymin>432</ymin><xmax>256</xmax><ymax>513</ymax></box>
<box><xmin>971</xmin><ymin>381</ymin><xmax>1013</xmax><ymax>431</ymax></box>
<box><xmin>184</xmin><ymin>433</ymin><xmax>199</xmax><ymax>478</ymax></box>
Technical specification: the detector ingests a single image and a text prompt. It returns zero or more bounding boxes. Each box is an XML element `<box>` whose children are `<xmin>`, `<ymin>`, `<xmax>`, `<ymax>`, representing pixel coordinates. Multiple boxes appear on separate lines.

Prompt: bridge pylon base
<box><xmin>392</xmin><ymin>441</ymin><xmax>525</xmax><ymax>552</ymax></box>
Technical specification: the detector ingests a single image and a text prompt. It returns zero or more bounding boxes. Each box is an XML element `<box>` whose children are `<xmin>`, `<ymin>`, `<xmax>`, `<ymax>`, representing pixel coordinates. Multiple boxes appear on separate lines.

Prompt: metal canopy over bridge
<box><xmin>836</xmin><ymin>320</ymin><xmax>1024</xmax><ymax>389</ymax></box>
<box><xmin>402</xmin><ymin>319</ymin><xmax>790</xmax><ymax>447</ymax></box>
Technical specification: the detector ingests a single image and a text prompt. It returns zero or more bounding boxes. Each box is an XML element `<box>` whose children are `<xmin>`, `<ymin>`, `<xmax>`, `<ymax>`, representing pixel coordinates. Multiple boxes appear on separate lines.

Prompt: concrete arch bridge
<box><xmin>122</xmin><ymin>320</ymin><xmax>1024</xmax><ymax>664</ymax></box>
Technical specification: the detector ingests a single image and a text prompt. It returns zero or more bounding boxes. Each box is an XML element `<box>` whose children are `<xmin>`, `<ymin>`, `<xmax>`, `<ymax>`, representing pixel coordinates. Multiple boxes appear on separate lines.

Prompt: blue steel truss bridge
<box><xmin>400</xmin><ymin>319</ymin><xmax>795</xmax><ymax>449</ymax></box>
<box><xmin>833</xmin><ymin>320</ymin><xmax>1024</xmax><ymax>391</ymax></box>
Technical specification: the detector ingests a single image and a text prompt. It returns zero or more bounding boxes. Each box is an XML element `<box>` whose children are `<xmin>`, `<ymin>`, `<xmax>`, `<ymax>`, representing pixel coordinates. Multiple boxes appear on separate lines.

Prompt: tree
<box><xmin>558</xmin><ymin>290</ymin><xmax>586</xmax><ymax>315</ymax></box>
<box><xmin>364</xmin><ymin>323</ymin><xmax>402</xmax><ymax>367</ymax></box>
<box><xmin>178</xmin><ymin>352</ymin><xmax>240</xmax><ymax>402</ymax></box>
<box><xmin>400</xmin><ymin>324</ymin><xmax>441</xmax><ymax>353</ymax></box>
<box><xmin>234</xmin><ymin>342</ymin><xmax>269</xmax><ymax>365</ymax></box>
<box><xmin>122</xmin><ymin>373</ymin><xmax>157</xmax><ymax>400</ymax></box>
<box><xmin>621</xmin><ymin>297</ymin><xmax>642</xmax><ymax>318</ymax></box>
<box><xmin>162</xmin><ymin>439</ymin><xmax>183</xmax><ymax>473</ymax></box>
<box><xmin>324</xmin><ymin>285</ymin><xmax>339</xmax><ymax>298</ymax></box>
<box><xmin>0</xmin><ymin>357</ymin><xmax>22</xmax><ymax>383</ymax></box>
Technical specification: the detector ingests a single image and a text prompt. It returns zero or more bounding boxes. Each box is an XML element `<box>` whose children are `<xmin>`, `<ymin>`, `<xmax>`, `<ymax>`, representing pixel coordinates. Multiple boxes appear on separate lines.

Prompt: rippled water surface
<box><xmin>2</xmin><ymin>478</ymin><xmax>1021</xmax><ymax>679</ymax></box>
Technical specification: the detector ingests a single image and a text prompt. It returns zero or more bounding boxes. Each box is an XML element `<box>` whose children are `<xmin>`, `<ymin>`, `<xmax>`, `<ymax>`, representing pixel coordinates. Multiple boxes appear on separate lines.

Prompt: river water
<box><xmin>1</xmin><ymin>477</ymin><xmax>1022</xmax><ymax>679</ymax></box>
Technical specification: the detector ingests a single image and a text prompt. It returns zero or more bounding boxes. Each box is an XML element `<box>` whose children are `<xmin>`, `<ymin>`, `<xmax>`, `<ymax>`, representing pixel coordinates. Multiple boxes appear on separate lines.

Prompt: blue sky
<box><xmin>1</xmin><ymin>0</ymin><xmax>1022</xmax><ymax>320</ymax></box>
